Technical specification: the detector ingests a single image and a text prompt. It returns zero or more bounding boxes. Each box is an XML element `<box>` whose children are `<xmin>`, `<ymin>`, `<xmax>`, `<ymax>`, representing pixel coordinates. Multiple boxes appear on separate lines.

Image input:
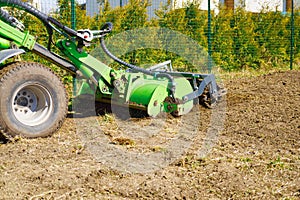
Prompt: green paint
<box><xmin>0</xmin><ymin>37</ymin><xmax>10</xmax><ymax>49</ymax></box>
<box><xmin>0</xmin><ymin>20</ymin><xmax>36</xmax><ymax>50</ymax></box>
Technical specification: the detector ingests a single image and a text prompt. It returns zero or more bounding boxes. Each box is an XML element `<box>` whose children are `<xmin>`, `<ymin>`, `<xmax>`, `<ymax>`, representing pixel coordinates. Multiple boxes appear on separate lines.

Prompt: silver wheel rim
<box><xmin>12</xmin><ymin>82</ymin><xmax>53</xmax><ymax>126</ymax></box>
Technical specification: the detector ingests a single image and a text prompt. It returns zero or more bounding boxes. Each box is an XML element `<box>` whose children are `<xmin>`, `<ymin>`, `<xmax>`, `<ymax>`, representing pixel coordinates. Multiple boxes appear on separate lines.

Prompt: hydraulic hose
<box><xmin>0</xmin><ymin>0</ymin><xmax>48</xmax><ymax>23</ymax></box>
<box><xmin>0</xmin><ymin>0</ymin><xmax>79</xmax><ymax>38</ymax></box>
<box><xmin>0</xmin><ymin>8</ymin><xmax>24</xmax><ymax>30</ymax></box>
<box><xmin>0</xmin><ymin>0</ymin><xmax>77</xmax><ymax>73</ymax></box>
<box><xmin>0</xmin><ymin>0</ymin><xmax>54</xmax><ymax>49</ymax></box>
<box><xmin>99</xmin><ymin>22</ymin><xmax>176</xmax><ymax>99</ymax></box>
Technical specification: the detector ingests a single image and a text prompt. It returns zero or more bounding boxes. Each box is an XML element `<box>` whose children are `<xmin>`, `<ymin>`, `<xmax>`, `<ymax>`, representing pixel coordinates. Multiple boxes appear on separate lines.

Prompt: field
<box><xmin>0</xmin><ymin>70</ymin><xmax>299</xmax><ymax>199</ymax></box>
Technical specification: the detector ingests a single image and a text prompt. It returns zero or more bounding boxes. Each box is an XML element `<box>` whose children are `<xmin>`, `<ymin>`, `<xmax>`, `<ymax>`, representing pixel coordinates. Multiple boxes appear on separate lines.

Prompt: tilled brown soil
<box><xmin>0</xmin><ymin>70</ymin><xmax>299</xmax><ymax>199</ymax></box>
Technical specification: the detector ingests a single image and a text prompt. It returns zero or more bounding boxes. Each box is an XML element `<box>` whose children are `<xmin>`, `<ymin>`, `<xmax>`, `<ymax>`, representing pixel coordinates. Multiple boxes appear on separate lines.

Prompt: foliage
<box><xmin>6</xmin><ymin>0</ymin><xmax>297</xmax><ymax>72</ymax></box>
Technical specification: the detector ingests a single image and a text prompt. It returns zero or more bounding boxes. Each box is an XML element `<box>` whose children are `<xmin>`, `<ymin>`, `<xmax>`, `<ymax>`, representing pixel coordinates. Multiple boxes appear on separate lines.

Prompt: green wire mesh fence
<box><xmin>22</xmin><ymin>0</ymin><xmax>300</xmax><ymax>72</ymax></box>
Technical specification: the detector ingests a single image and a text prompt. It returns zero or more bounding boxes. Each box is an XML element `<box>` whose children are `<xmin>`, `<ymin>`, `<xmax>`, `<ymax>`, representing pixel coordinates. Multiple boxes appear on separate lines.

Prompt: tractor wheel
<box><xmin>0</xmin><ymin>62</ymin><xmax>68</xmax><ymax>138</ymax></box>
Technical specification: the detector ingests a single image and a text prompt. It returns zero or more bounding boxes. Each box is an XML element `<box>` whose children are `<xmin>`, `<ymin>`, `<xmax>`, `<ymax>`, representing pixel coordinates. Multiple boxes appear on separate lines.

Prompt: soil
<box><xmin>0</xmin><ymin>70</ymin><xmax>299</xmax><ymax>199</ymax></box>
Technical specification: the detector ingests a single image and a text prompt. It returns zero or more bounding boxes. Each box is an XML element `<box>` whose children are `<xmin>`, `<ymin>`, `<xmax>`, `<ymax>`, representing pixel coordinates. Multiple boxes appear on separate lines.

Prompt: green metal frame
<box><xmin>56</xmin><ymin>36</ymin><xmax>199</xmax><ymax>116</ymax></box>
<box><xmin>0</xmin><ymin>0</ymin><xmax>222</xmax><ymax>118</ymax></box>
<box><xmin>0</xmin><ymin>20</ymin><xmax>35</xmax><ymax>50</ymax></box>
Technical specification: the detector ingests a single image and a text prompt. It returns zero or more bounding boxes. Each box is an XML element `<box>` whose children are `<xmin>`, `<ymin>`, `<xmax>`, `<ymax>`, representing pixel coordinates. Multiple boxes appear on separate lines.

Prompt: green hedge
<box><xmin>17</xmin><ymin>1</ymin><xmax>298</xmax><ymax>72</ymax></box>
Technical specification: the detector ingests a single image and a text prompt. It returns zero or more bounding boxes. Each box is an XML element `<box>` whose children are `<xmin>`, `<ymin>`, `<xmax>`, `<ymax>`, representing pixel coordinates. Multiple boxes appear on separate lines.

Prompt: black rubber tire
<box><xmin>0</xmin><ymin>62</ymin><xmax>68</xmax><ymax>138</ymax></box>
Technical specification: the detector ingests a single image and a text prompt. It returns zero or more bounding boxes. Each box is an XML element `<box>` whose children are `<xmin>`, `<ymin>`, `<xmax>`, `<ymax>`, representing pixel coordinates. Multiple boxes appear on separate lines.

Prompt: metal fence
<box><xmin>27</xmin><ymin>0</ymin><xmax>300</xmax><ymax>72</ymax></box>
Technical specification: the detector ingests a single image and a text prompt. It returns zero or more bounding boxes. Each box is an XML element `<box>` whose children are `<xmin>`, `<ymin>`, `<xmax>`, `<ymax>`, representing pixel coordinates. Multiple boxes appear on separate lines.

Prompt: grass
<box><xmin>218</xmin><ymin>64</ymin><xmax>299</xmax><ymax>81</ymax></box>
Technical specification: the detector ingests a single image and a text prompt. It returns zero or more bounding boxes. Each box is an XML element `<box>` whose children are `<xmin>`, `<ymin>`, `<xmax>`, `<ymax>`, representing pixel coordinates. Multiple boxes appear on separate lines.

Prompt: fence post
<box><xmin>208</xmin><ymin>0</ymin><xmax>212</xmax><ymax>72</ymax></box>
<box><xmin>71</xmin><ymin>0</ymin><xmax>76</xmax><ymax>30</ymax></box>
<box><xmin>71</xmin><ymin>0</ymin><xmax>77</xmax><ymax>95</ymax></box>
<box><xmin>290</xmin><ymin>0</ymin><xmax>294</xmax><ymax>70</ymax></box>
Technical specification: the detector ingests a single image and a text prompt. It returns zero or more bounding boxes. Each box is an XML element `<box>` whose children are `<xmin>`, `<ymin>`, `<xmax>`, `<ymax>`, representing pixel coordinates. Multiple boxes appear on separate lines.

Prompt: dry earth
<box><xmin>0</xmin><ymin>70</ymin><xmax>299</xmax><ymax>199</ymax></box>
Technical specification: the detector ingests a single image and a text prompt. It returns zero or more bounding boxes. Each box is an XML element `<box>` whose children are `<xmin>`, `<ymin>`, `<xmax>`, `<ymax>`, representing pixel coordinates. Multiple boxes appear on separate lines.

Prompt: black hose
<box><xmin>0</xmin><ymin>0</ymin><xmax>54</xmax><ymax>49</ymax></box>
<box><xmin>0</xmin><ymin>0</ymin><xmax>48</xmax><ymax>24</ymax></box>
<box><xmin>99</xmin><ymin>22</ymin><xmax>176</xmax><ymax>99</ymax></box>
<box><xmin>48</xmin><ymin>17</ymin><xmax>78</xmax><ymax>37</ymax></box>
<box><xmin>0</xmin><ymin>8</ymin><xmax>23</xmax><ymax>30</ymax></box>
<box><xmin>0</xmin><ymin>8</ymin><xmax>15</xmax><ymax>24</ymax></box>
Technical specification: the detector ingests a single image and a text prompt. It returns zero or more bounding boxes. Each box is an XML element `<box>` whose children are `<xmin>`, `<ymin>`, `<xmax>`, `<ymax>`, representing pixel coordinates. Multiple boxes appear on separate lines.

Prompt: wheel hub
<box><xmin>14</xmin><ymin>88</ymin><xmax>37</xmax><ymax>113</ymax></box>
<box><xmin>12</xmin><ymin>83</ymin><xmax>53</xmax><ymax>126</ymax></box>
<box><xmin>16</xmin><ymin>96</ymin><xmax>28</xmax><ymax>107</ymax></box>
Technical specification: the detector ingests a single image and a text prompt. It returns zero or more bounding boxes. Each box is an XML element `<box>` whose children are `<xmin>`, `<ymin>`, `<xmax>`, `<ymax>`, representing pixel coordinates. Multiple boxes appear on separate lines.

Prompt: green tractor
<box><xmin>0</xmin><ymin>0</ymin><xmax>225</xmax><ymax>138</ymax></box>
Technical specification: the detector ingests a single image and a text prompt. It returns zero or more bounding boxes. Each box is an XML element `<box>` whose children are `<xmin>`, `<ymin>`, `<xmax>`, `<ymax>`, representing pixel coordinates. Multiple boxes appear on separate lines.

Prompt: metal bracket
<box><xmin>182</xmin><ymin>74</ymin><xmax>218</xmax><ymax>102</ymax></box>
<box><xmin>147</xmin><ymin>60</ymin><xmax>173</xmax><ymax>72</ymax></box>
